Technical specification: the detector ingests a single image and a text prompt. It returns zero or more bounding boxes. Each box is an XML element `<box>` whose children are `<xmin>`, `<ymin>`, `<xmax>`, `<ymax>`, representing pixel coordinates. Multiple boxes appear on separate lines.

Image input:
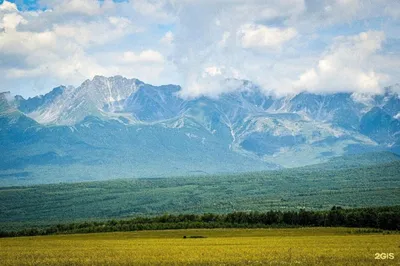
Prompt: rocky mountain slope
<box><xmin>1</xmin><ymin>76</ymin><xmax>399</xmax><ymax>185</ymax></box>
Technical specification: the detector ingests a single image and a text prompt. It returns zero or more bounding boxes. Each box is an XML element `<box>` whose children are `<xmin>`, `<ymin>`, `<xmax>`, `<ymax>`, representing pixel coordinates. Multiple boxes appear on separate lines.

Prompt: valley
<box><xmin>1</xmin><ymin>154</ymin><xmax>399</xmax><ymax>231</ymax></box>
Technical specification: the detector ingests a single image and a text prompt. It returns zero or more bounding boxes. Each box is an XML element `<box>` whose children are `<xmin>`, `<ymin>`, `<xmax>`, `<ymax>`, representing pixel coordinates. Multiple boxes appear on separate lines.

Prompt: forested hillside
<box><xmin>1</xmin><ymin>159</ymin><xmax>399</xmax><ymax>231</ymax></box>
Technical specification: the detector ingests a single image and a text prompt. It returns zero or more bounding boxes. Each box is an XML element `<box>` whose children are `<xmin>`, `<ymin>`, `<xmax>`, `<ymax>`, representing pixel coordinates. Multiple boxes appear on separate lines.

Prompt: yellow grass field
<box><xmin>1</xmin><ymin>228</ymin><xmax>399</xmax><ymax>265</ymax></box>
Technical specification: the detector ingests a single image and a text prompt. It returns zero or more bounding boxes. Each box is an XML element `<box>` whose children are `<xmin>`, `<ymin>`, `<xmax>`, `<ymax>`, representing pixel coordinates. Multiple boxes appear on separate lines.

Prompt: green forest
<box><xmin>1</xmin><ymin>205</ymin><xmax>399</xmax><ymax>237</ymax></box>
<box><xmin>1</xmin><ymin>157</ymin><xmax>399</xmax><ymax>231</ymax></box>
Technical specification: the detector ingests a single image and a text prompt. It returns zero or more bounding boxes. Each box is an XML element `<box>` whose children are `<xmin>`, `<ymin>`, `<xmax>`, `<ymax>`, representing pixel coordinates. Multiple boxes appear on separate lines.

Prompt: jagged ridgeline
<box><xmin>1</xmin><ymin>76</ymin><xmax>400</xmax><ymax>185</ymax></box>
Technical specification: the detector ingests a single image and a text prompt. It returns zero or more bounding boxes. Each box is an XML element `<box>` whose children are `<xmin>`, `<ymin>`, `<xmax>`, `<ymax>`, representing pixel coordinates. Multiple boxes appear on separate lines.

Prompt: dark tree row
<box><xmin>1</xmin><ymin>206</ymin><xmax>399</xmax><ymax>238</ymax></box>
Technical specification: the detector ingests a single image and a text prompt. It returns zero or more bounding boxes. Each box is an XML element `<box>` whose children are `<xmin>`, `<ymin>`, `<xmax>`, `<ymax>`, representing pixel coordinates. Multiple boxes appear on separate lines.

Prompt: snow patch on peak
<box><xmin>28</xmin><ymin>76</ymin><xmax>141</xmax><ymax>125</ymax></box>
<box><xmin>351</xmin><ymin>92</ymin><xmax>375</xmax><ymax>106</ymax></box>
<box><xmin>0</xmin><ymin>91</ymin><xmax>13</xmax><ymax>104</ymax></box>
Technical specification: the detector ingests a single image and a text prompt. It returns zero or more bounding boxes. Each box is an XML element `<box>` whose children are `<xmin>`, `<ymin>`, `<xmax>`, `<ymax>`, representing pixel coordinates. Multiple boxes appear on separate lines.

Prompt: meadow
<box><xmin>1</xmin><ymin>228</ymin><xmax>399</xmax><ymax>265</ymax></box>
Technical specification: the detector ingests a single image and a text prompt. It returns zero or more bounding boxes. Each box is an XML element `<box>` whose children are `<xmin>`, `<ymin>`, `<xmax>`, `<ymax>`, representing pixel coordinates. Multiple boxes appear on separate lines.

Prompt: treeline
<box><xmin>1</xmin><ymin>206</ymin><xmax>399</xmax><ymax>238</ymax></box>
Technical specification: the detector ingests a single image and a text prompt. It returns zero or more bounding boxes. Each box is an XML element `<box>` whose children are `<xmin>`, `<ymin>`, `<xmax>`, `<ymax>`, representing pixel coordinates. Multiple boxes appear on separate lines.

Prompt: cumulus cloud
<box><xmin>169</xmin><ymin>0</ymin><xmax>305</xmax><ymax>94</ymax></box>
<box><xmin>1</xmin><ymin>0</ymin><xmax>400</xmax><ymax>98</ymax></box>
<box><xmin>238</xmin><ymin>24</ymin><xmax>297</xmax><ymax>50</ymax></box>
<box><xmin>178</xmin><ymin>66</ymin><xmax>247</xmax><ymax>99</ymax></box>
<box><xmin>169</xmin><ymin>0</ymin><xmax>400</xmax><ymax>98</ymax></box>
<box><xmin>0</xmin><ymin>0</ymin><xmax>17</xmax><ymax>12</ymax></box>
<box><xmin>293</xmin><ymin>31</ymin><xmax>387</xmax><ymax>94</ymax></box>
<box><xmin>0</xmin><ymin>0</ymin><xmax>167</xmax><ymax>96</ymax></box>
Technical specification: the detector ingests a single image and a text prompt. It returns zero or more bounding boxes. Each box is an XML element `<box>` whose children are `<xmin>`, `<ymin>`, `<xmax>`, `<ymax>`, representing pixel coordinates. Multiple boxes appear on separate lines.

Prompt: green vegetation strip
<box><xmin>1</xmin><ymin>206</ymin><xmax>399</xmax><ymax>237</ymax></box>
<box><xmin>1</xmin><ymin>160</ymin><xmax>400</xmax><ymax>232</ymax></box>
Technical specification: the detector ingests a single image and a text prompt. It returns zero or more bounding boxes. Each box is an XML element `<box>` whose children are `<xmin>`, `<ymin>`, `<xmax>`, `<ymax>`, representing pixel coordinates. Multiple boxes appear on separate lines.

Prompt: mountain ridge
<box><xmin>1</xmin><ymin>75</ymin><xmax>399</xmax><ymax>185</ymax></box>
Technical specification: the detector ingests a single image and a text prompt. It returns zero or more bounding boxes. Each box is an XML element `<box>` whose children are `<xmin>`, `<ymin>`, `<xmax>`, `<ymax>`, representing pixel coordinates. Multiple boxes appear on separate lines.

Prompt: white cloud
<box><xmin>92</xmin><ymin>50</ymin><xmax>167</xmax><ymax>84</ymax></box>
<box><xmin>1</xmin><ymin>0</ymin><xmax>400</xmax><ymax>98</ymax></box>
<box><xmin>160</xmin><ymin>31</ymin><xmax>174</xmax><ymax>45</ymax></box>
<box><xmin>1</xmin><ymin>12</ymin><xmax>25</xmax><ymax>29</ymax></box>
<box><xmin>178</xmin><ymin>72</ymin><xmax>245</xmax><ymax>99</ymax></box>
<box><xmin>238</xmin><ymin>24</ymin><xmax>297</xmax><ymax>50</ymax></box>
<box><xmin>0</xmin><ymin>30</ymin><xmax>58</xmax><ymax>56</ymax></box>
<box><xmin>0</xmin><ymin>0</ymin><xmax>168</xmax><ymax>96</ymax></box>
<box><xmin>178</xmin><ymin>65</ymin><xmax>245</xmax><ymax>98</ymax></box>
<box><xmin>130</xmin><ymin>0</ymin><xmax>174</xmax><ymax>23</ymax></box>
<box><xmin>0</xmin><ymin>0</ymin><xmax>17</xmax><ymax>12</ymax></box>
<box><xmin>167</xmin><ymin>0</ymin><xmax>400</xmax><ymax>98</ymax></box>
<box><xmin>59</xmin><ymin>0</ymin><xmax>100</xmax><ymax>15</ymax></box>
<box><xmin>384</xmin><ymin>1</ymin><xmax>400</xmax><ymax>19</ymax></box>
<box><xmin>293</xmin><ymin>31</ymin><xmax>387</xmax><ymax>94</ymax></box>
<box><xmin>53</xmin><ymin>17</ymin><xmax>138</xmax><ymax>47</ymax></box>
<box><xmin>203</xmin><ymin>66</ymin><xmax>223</xmax><ymax>77</ymax></box>
<box><xmin>233</xmin><ymin>0</ymin><xmax>305</xmax><ymax>22</ymax></box>
<box><xmin>121</xmin><ymin>50</ymin><xmax>165</xmax><ymax>64</ymax></box>
<box><xmin>169</xmin><ymin>1</ymin><xmax>306</xmax><ymax>98</ymax></box>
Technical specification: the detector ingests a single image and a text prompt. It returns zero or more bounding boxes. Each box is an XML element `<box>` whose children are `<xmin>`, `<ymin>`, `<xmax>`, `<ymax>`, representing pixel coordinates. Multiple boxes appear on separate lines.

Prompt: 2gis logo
<box><xmin>375</xmin><ymin>253</ymin><xmax>395</xmax><ymax>260</ymax></box>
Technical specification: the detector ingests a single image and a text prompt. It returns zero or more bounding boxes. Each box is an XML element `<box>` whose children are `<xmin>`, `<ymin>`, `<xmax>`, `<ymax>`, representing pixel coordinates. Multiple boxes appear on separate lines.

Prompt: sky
<box><xmin>1</xmin><ymin>0</ymin><xmax>400</xmax><ymax>98</ymax></box>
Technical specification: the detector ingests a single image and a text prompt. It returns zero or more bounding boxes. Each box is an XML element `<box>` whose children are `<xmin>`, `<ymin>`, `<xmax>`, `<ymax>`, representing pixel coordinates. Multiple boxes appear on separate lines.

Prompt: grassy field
<box><xmin>1</xmin><ymin>228</ymin><xmax>399</xmax><ymax>265</ymax></box>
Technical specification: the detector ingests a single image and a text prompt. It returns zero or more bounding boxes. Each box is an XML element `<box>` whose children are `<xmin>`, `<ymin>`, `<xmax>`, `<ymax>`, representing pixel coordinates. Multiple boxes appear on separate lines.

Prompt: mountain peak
<box><xmin>15</xmin><ymin>86</ymin><xmax>66</xmax><ymax>114</ymax></box>
<box><xmin>383</xmin><ymin>84</ymin><xmax>400</xmax><ymax>95</ymax></box>
<box><xmin>0</xmin><ymin>91</ymin><xmax>17</xmax><ymax>113</ymax></box>
<box><xmin>3</xmin><ymin>75</ymin><xmax>400</xmax><ymax>182</ymax></box>
<box><xmin>91</xmin><ymin>75</ymin><xmax>143</xmax><ymax>84</ymax></box>
<box><xmin>0</xmin><ymin>91</ymin><xmax>11</xmax><ymax>99</ymax></box>
<box><xmin>25</xmin><ymin>75</ymin><xmax>143</xmax><ymax>125</ymax></box>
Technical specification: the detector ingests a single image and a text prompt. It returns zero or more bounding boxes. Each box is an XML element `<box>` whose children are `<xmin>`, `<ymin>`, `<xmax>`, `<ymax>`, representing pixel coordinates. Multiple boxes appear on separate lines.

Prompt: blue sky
<box><xmin>1</xmin><ymin>0</ymin><xmax>40</xmax><ymax>10</ymax></box>
<box><xmin>1</xmin><ymin>0</ymin><xmax>400</xmax><ymax>97</ymax></box>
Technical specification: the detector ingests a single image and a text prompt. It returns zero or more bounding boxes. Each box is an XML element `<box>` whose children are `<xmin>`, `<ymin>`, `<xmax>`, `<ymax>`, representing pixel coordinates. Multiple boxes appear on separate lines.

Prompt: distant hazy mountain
<box><xmin>1</xmin><ymin>76</ymin><xmax>400</xmax><ymax>185</ymax></box>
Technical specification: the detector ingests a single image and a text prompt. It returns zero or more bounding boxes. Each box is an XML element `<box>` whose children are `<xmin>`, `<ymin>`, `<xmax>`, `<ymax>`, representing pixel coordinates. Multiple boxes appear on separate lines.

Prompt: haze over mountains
<box><xmin>1</xmin><ymin>75</ymin><xmax>400</xmax><ymax>185</ymax></box>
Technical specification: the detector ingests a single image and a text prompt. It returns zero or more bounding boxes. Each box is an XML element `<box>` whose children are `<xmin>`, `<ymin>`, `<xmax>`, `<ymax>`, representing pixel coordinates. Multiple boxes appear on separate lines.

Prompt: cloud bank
<box><xmin>0</xmin><ymin>0</ymin><xmax>400</xmax><ymax>97</ymax></box>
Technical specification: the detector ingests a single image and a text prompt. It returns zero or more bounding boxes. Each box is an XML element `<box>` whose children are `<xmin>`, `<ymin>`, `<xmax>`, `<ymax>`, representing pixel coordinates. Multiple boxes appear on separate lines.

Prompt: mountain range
<box><xmin>1</xmin><ymin>75</ymin><xmax>399</xmax><ymax>186</ymax></box>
